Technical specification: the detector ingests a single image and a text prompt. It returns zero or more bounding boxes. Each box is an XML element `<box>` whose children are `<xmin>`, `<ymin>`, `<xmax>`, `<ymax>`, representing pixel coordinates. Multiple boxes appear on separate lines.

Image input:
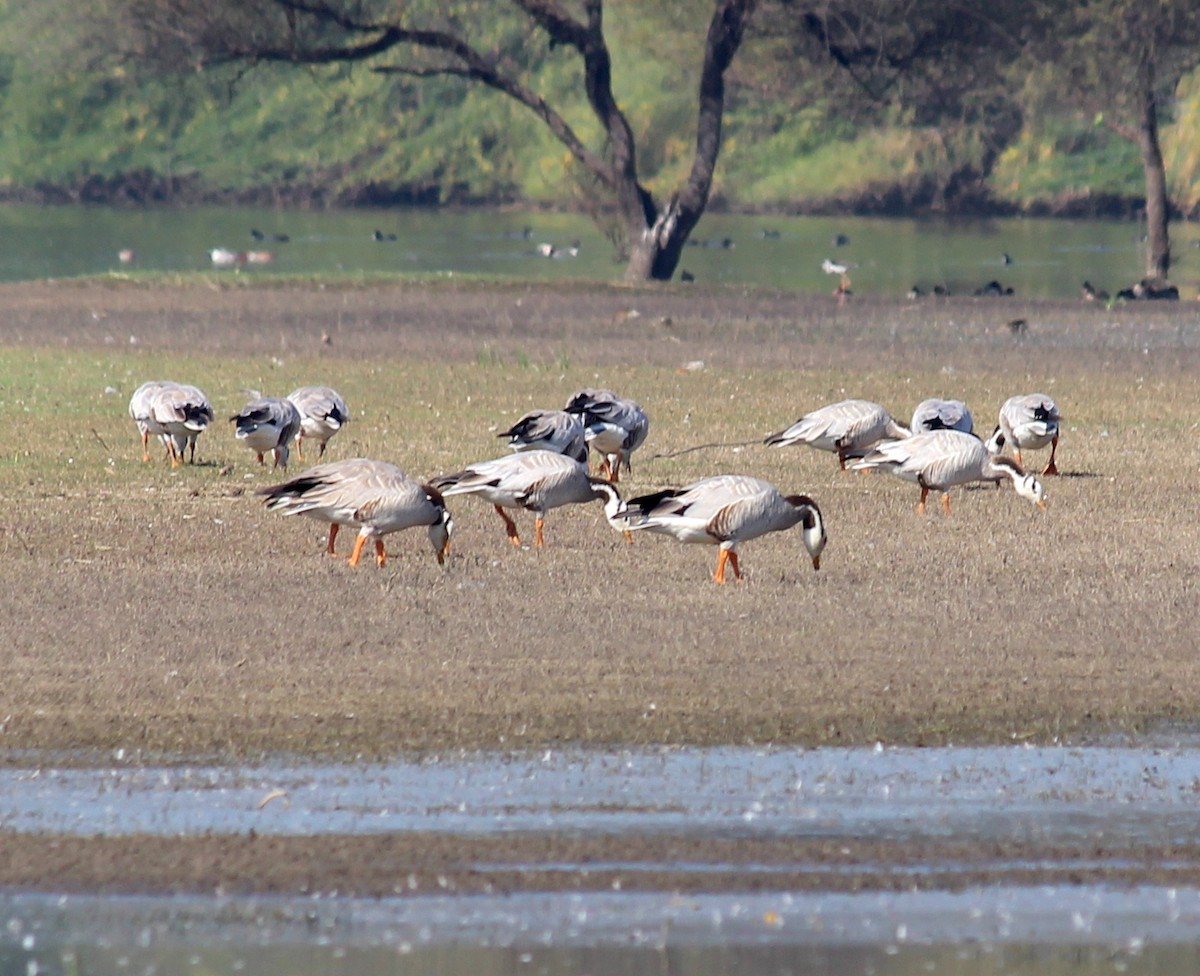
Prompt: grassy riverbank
<box><xmin>0</xmin><ymin>277</ymin><xmax>1197</xmax><ymax>762</ymax></box>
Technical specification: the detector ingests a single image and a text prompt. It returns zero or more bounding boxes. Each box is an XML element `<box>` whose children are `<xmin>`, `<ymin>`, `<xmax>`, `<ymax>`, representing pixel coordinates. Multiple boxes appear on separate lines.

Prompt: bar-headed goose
<box><xmin>231</xmin><ymin>395</ymin><xmax>302</xmax><ymax>470</ymax></box>
<box><xmin>259</xmin><ymin>457</ymin><xmax>452</xmax><ymax>566</ymax></box>
<box><xmin>433</xmin><ymin>449</ymin><xmax>622</xmax><ymax>549</ymax></box>
<box><xmin>287</xmin><ymin>386</ymin><xmax>350</xmax><ymax>461</ymax></box>
<box><xmin>620</xmin><ymin>475</ymin><xmax>826</xmax><ymax>584</ymax></box>
<box><xmin>564</xmin><ymin>388</ymin><xmax>650</xmax><ymax>483</ymax></box>
<box><xmin>148</xmin><ymin>382</ymin><xmax>214</xmax><ymax>467</ymax></box>
<box><xmin>764</xmin><ymin>399</ymin><xmax>910</xmax><ymax>469</ymax></box>
<box><xmin>129</xmin><ymin>379</ymin><xmax>176</xmax><ymax>462</ymax></box>
<box><xmin>852</xmin><ymin>429</ymin><xmax>1047</xmax><ymax>515</ymax></box>
<box><xmin>910</xmin><ymin>397</ymin><xmax>974</xmax><ymax>435</ymax></box>
<box><xmin>497</xmin><ymin>409</ymin><xmax>588</xmax><ymax>463</ymax></box>
<box><xmin>986</xmin><ymin>393</ymin><xmax>1062</xmax><ymax>475</ymax></box>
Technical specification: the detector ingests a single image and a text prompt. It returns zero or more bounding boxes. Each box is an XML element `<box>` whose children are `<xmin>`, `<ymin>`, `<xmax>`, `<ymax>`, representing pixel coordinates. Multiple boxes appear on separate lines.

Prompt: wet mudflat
<box><xmin>4</xmin><ymin>745</ymin><xmax>1200</xmax><ymax>973</ymax></box>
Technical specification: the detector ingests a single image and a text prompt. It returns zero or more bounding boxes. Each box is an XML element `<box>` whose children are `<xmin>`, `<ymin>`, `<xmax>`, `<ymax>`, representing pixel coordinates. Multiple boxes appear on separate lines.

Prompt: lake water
<box><xmin>6</xmin><ymin>744</ymin><xmax>1200</xmax><ymax>974</ymax></box>
<box><xmin>4</xmin><ymin>203</ymin><xmax>1196</xmax><ymax>300</ymax></box>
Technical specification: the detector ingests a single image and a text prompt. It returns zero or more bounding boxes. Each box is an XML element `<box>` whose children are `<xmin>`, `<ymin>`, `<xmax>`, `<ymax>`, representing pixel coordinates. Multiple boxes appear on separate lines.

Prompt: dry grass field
<box><xmin>2</xmin><ymin>275</ymin><xmax>1200</xmax><ymax>896</ymax></box>
<box><xmin>2</xmin><ymin>275</ymin><xmax>1198</xmax><ymax>764</ymax></box>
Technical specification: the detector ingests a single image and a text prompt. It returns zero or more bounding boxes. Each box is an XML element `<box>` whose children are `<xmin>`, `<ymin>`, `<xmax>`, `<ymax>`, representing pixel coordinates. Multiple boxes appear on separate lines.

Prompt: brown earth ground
<box><xmin>2</xmin><ymin>276</ymin><xmax>1199</xmax><ymax>896</ymax></box>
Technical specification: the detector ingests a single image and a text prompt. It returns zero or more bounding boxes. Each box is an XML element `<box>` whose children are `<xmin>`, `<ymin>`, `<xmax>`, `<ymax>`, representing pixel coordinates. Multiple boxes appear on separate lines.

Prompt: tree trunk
<box><xmin>1138</xmin><ymin>77</ymin><xmax>1171</xmax><ymax>280</ymax></box>
<box><xmin>619</xmin><ymin>0</ymin><xmax>756</xmax><ymax>282</ymax></box>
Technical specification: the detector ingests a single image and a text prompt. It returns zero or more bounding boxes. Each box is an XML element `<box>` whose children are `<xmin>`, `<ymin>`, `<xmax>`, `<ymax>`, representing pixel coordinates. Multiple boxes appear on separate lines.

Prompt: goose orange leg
<box><xmin>374</xmin><ymin>539</ymin><xmax>387</xmax><ymax>567</ymax></box>
<box><xmin>534</xmin><ymin>515</ymin><xmax>546</xmax><ymax>549</ymax></box>
<box><xmin>714</xmin><ymin>548</ymin><xmax>743</xmax><ymax>584</ymax></box>
<box><xmin>941</xmin><ymin>492</ymin><xmax>952</xmax><ymax>515</ymax></box>
<box><xmin>917</xmin><ymin>486</ymin><xmax>930</xmax><ymax>516</ymax></box>
<box><xmin>326</xmin><ymin>524</ymin><xmax>340</xmax><ymax>556</ymax></box>
<box><xmin>1043</xmin><ymin>435</ymin><xmax>1060</xmax><ymax>476</ymax></box>
<box><xmin>347</xmin><ymin>533</ymin><xmax>369</xmax><ymax>567</ymax></box>
<box><xmin>494</xmin><ymin>505</ymin><xmax>522</xmax><ymax>546</ymax></box>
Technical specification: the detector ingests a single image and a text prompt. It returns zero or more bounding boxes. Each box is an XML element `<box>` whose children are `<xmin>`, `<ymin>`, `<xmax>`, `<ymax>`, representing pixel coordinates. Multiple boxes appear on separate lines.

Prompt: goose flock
<box><xmin>128</xmin><ymin>380</ymin><xmax>1059</xmax><ymax>584</ymax></box>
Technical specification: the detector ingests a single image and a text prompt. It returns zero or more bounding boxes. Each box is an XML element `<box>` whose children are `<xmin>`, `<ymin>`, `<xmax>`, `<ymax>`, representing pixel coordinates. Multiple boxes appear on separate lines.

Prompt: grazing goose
<box><xmin>147</xmin><ymin>382</ymin><xmax>214</xmax><ymax>466</ymax></box>
<box><xmin>986</xmin><ymin>394</ymin><xmax>1062</xmax><ymax>475</ymax></box>
<box><xmin>620</xmin><ymin>475</ymin><xmax>826</xmax><ymax>584</ymax></box>
<box><xmin>230</xmin><ymin>396</ymin><xmax>302</xmax><ymax>470</ymax></box>
<box><xmin>910</xmin><ymin>398</ymin><xmax>974</xmax><ymax>435</ymax></box>
<box><xmin>287</xmin><ymin>386</ymin><xmax>350</xmax><ymax>461</ymax></box>
<box><xmin>259</xmin><ymin>458</ymin><xmax>452</xmax><ymax>567</ymax></box>
<box><xmin>764</xmin><ymin>399</ymin><xmax>910</xmax><ymax>469</ymax></box>
<box><xmin>128</xmin><ymin>380</ymin><xmax>176</xmax><ymax>462</ymax></box>
<box><xmin>852</xmin><ymin>429</ymin><xmax>1047</xmax><ymax>515</ymax></box>
<box><xmin>564</xmin><ymin>388</ymin><xmax>650</xmax><ymax>483</ymax></box>
<box><xmin>497</xmin><ymin>409</ymin><xmax>588</xmax><ymax>463</ymax></box>
<box><xmin>433</xmin><ymin>450</ymin><xmax>623</xmax><ymax>549</ymax></box>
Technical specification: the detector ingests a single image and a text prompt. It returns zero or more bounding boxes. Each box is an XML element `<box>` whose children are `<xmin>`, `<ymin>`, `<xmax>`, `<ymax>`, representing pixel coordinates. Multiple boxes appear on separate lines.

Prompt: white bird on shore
<box><xmin>433</xmin><ymin>450</ymin><xmax>623</xmax><ymax>549</ymax></box>
<box><xmin>986</xmin><ymin>394</ymin><xmax>1062</xmax><ymax>475</ymax></box>
<box><xmin>564</xmin><ymin>388</ymin><xmax>650</xmax><ymax>483</ymax></box>
<box><xmin>852</xmin><ymin>429</ymin><xmax>1047</xmax><ymax>515</ymax></box>
<box><xmin>231</xmin><ymin>396</ymin><xmax>302</xmax><ymax>470</ymax></box>
<box><xmin>209</xmin><ymin>247</ymin><xmax>246</xmax><ymax>268</ymax></box>
<box><xmin>910</xmin><ymin>398</ymin><xmax>974</xmax><ymax>435</ymax></box>
<box><xmin>497</xmin><ymin>409</ymin><xmax>588</xmax><ymax>463</ymax></box>
<box><xmin>146</xmin><ymin>382</ymin><xmax>214</xmax><ymax>466</ymax></box>
<box><xmin>288</xmin><ymin>386</ymin><xmax>350</xmax><ymax>461</ymax></box>
<box><xmin>765</xmin><ymin>399</ymin><xmax>910</xmax><ymax>469</ymax></box>
<box><xmin>619</xmin><ymin>475</ymin><xmax>826</xmax><ymax>584</ymax></box>
<box><xmin>259</xmin><ymin>457</ymin><xmax>453</xmax><ymax>567</ymax></box>
<box><xmin>822</xmin><ymin>258</ymin><xmax>856</xmax><ymax>304</ymax></box>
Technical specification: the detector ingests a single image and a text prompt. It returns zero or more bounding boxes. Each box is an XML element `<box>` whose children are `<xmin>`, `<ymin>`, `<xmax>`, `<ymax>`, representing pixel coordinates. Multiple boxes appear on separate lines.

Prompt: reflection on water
<box><xmin>4</xmin><ymin>887</ymin><xmax>1200</xmax><ymax>975</ymax></box>
<box><xmin>3</xmin><ymin>203</ymin><xmax>1196</xmax><ymax>300</ymax></box>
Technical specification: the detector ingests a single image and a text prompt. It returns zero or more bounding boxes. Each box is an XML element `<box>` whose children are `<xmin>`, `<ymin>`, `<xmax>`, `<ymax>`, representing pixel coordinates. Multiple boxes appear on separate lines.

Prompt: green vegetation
<box><xmin>1</xmin><ymin>1</ymin><xmax>1199</xmax><ymax>215</ymax></box>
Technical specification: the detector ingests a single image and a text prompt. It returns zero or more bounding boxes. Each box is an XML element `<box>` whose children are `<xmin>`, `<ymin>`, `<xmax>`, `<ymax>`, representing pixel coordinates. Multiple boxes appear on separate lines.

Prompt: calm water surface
<box><xmin>5</xmin><ymin>204</ymin><xmax>1197</xmax><ymax>300</ymax></box>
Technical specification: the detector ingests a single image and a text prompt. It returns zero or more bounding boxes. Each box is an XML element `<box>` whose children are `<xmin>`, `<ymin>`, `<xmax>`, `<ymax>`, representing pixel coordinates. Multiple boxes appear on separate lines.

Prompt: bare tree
<box><xmin>1024</xmin><ymin>0</ymin><xmax>1200</xmax><ymax>281</ymax></box>
<box><xmin>93</xmin><ymin>0</ymin><xmax>756</xmax><ymax>282</ymax></box>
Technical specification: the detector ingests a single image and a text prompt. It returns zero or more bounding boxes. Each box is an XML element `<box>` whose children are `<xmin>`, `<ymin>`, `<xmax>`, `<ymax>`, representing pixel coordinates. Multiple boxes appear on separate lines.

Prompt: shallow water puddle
<box><xmin>3</xmin><ymin>744</ymin><xmax>1200</xmax><ymax>844</ymax></box>
<box><xmin>6</xmin><ymin>744</ymin><xmax>1200</xmax><ymax>973</ymax></box>
<box><xmin>3</xmin><ymin>887</ymin><xmax>1200</xmax><ymax>974</ymax></box>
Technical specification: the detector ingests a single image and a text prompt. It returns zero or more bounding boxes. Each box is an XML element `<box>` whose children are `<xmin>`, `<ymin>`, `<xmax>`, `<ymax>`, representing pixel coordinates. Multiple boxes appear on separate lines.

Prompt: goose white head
<box><xmin>588</xmin><ymin>478</ymin><xmax>627</xmax><ymax>529</ymax></box>
<box><xmin>427</xmin><ymin>508</ymin><xmax>454</xmax><ymax>565</ymax></box>
<box><xmin>1013</xmin><ymin>472</ymin><xmax>1048</xmax><ymax>510</ymax></box>
<box><xmin>788</xmin><ymin>494</ymin><xmax>827</xmax><ymax>570</ymax></box>
<box><xmin>984</xmin><ymin>425</ymin><xmax>1005</xmax><ymax>455</ymax></box>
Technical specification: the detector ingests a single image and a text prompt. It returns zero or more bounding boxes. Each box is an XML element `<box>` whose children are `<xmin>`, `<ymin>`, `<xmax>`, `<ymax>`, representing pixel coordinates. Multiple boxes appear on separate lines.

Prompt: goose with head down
<box><xmin>497</xmin><ymin>409</ymin><xmax>588</xmax><ymax>463</ymax></box>
<box><xmin>129</xmin><ymin>380</ymin><xmax>176</xmax><ymax>462</ymax></box>
<box><xmin>986</xmin><ymin>393</ymin><xmax>1062</xmax><ymax>475</ymax></box>
<box><xmin>146</xmin><ymin>382</ymin><xmax>214</xmax><ymax>467</ymax></box>
<box><xmin>259</xmin><ymin>457</ymin><xmax>452</xmax><ymax>567</ymax></box>
<box><xmin>433</xmin><ymin>449</ymin><xmax>622</xmax><ymax>549</ymax></box>
<box><xmin>764</xmin><ymin>398</ymin><xmax>910</xmax><ymax>469</ymax></box>
<box><xmin>287</xmin><ymin>386</ymin><xmax>349</xmax><ymax>461</ymax></box>
<box><xmin>564</xmin><ymin>388</ymin><xmax>650</xmax><ymax>483</ymax></box>
<box><xmin>910</xmin><ymin>397</ymin><xmax>974</xmax><ymax>435</ymax></box>
<box><xmin>620</xmin><ymin>475</ymin><xmax>826</xmax><ymax>584</ymax></box>
<box><xmin>231</xmin><ymin>395</ymin><xmax>302</xmax><ymax>470</ymax></box>
<box><xmin>852</xmin><ymin>429</ymin><xmax>1047</xmax><ymax>515</ymax></box>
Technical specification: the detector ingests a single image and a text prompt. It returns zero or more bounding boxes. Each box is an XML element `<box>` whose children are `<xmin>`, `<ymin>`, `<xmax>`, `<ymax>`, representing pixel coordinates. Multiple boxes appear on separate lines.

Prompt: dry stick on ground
<box><xmin>649</xmin><ymin>439</ymin><xmax>761</xmax><ymax>460</ymax></box>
